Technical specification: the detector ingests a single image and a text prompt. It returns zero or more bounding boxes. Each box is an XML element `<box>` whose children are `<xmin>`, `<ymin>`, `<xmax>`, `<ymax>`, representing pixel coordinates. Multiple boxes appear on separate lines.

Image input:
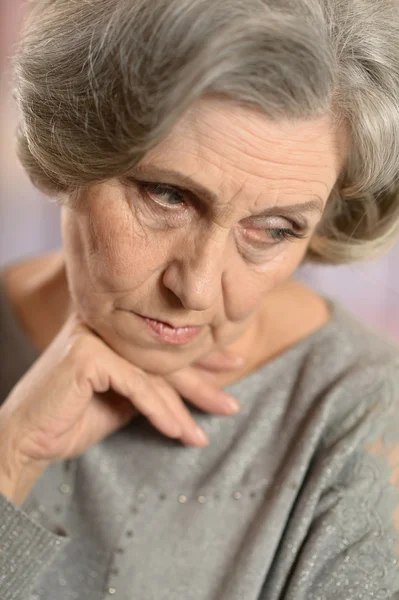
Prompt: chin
<box><xmin>125</xmin><ymin>350</ymin><xmax>190</xmax><ymax>377</ymax></box>
<box><xmin>78</xmin><ymin>306</ymin><xmax>202</xmax><ymax>376</ymax></box>
<box><xmin>97</xmin><ymin>327</ymin><xmax>201</xmax><ymax>377</ymax></box>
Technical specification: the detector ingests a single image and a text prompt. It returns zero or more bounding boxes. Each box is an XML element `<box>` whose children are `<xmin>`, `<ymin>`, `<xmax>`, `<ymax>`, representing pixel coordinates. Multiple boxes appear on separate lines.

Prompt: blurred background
<box><xmin>1</xmin><ymin>1</ymin><xmax>398</xmax><ymax>341</ymax></box>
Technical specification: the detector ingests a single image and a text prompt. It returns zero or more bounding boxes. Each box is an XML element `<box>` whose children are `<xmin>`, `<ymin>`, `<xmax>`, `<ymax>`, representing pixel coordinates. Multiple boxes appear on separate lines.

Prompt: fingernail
<box><xmin>195</xmin><ymin>426</ymin><xmax>210</xmax><ymax>446</ymax></box>
<box><xmin>225</xmin><ymin>397</ymin><xmax>242</xmax><ymax>413</ymax></box>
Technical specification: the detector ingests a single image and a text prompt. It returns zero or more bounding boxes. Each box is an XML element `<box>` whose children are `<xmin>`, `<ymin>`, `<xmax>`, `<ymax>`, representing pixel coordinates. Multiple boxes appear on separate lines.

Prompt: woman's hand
<box><xmin>0</xmin><ymin>311</ymin><xmax>243</xmax><ymax>495</ymax></box>
<box><xmin>163</xmin><ymin>350</ymin><xmax>244</xmax><ymax>414</ymax></box>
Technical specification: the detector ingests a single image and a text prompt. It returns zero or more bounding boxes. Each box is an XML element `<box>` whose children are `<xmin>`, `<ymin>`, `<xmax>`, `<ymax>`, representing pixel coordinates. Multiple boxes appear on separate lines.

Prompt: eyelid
<box><xmin>241</xmin><ymin>216</ymin><xmax>307</xmax><ymax>235</ymax></box>
<box><xmin>135</xmin><ymin>178</ymin><xmax>190</xmax><ymax>197</ymax></box>
<box><xmin>146</xmin><ymin>182</ymin><xmax>211</xmax><ymax>219</ymax></box>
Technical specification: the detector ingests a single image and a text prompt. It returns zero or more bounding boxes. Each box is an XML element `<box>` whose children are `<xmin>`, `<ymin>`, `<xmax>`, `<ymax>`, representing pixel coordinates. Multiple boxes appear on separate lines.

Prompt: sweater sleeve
<box><xmin>262</xmin><ymin>359</ymin><xmax>399</xmax><ymax>600</ymax></box>
<box><xmin>0</xmin><ymin>493</ymin><xmax>70</xmax><ymax>600</ymax></box>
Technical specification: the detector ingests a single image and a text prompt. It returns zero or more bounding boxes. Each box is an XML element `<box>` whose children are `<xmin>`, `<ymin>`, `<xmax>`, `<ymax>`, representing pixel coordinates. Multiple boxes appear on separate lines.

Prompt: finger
<box><xmin>125</xmin><ymin>375</ymin><xmax>184</xmax><ymax>441</ymax></box>
<box><xmin>96</xmin><ymin>349</ymin><xmax>184</xmax><ymax>441</ymax></box>
<box><xmin>150</xmin><ymin>377</ymin><xmax>209</xmax><ymax>447</ymax></box>
<box><xmin>194</xmin><ymin>351</ymin><xmax>245</xmax><ymax>372</ymax></box>
<box><xmin>165</xmin><ymin>368</ymin><xmax>242</xmax><ymax>415</ymax></box>
<box><xmin>194</xmin><ymin>369</ymin><xmax>218</xmax><ymax>383</ymax></box>
<box><xmin>81</xmin><ymin>392</ymin><xmax>139</xmax><ymax>450</ymax></box>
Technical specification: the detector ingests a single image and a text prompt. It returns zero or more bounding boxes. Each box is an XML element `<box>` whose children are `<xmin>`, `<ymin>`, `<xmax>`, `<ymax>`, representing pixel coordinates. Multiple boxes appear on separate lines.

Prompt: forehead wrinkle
<box><xmin>202</xmin><ymin>132</ymin><xmax>342</xmax><ymax>187</ymax></box>
<box><xmin>161</xmin><ymin>120</ymin><xmax>336</xmax><ymax>192</ymax></box>
<box><xmin>192</xmin><ymin>131</ymin><xmax>333</xmax><ymax>187</ymax></box>
<box><xmin>229</xmin><ymin>168</ymin><xmax>332</xmax><ymax>195</ymax></box>
<box><xmin>144</xmin><ymin>123</ymin><xmax>336</xmax><ymax>200</ymax></box>
<box><xmin>188</xmin><ymin>97</ymin><xmax>337</xmax><ymax>151</ymax></box>
<box><xmin>215</xmin><ymin>141</ymin><xmax>337</xmax><ymax>174</ymax></box>
<box><xmin>217</xmin><ymin>148</ymin><xmax>336</xmax><ymax>186</ymax></box>
<box><xmin>197</xmin><ymin>135</ymin><xmax>332</xmax><ymax>198</ymax></box>
<box><xmin>156</xmin><ymin>95</ymin><xmax>346</xmax><ymax>173</ymax></box>
<box><xmin>206</xmin><ymin>148</ymin><xmax>335</xmax><ymax>205</ymax></box>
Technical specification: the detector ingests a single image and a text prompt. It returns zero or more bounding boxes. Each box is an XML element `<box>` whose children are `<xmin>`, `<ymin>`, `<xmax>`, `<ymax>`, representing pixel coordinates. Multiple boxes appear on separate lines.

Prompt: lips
<box><xmin>141</xmin><ymin>315</ymin><xmax>203</xmax><ymax>345</ymax></box>
<box><xmin>144</xmin><ymin>316</ymin><xmax>202</xmax><ymax>329</ymax></box>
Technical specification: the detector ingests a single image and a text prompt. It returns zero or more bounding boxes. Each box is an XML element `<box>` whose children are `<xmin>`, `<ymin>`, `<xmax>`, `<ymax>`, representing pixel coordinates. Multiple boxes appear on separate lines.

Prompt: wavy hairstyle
<box><xmin>10</xmin><ymin>0</ymin><xmax>399</xmax><ymax>263</ymax></box>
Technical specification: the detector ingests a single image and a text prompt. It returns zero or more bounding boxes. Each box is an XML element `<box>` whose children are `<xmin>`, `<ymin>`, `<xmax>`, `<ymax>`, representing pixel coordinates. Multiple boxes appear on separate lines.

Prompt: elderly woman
<box><xmin>1</xmin><ymin>0</ymin><xmax>399</xmax><ymax>598</ymax></box>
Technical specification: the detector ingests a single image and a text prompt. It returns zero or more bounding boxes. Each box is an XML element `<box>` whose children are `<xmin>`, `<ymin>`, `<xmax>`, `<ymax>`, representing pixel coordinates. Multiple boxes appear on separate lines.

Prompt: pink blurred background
<box><xmin>1</xmin><ymin>1</ymin><xmax>398</xmax><ymax>341</ymax></box>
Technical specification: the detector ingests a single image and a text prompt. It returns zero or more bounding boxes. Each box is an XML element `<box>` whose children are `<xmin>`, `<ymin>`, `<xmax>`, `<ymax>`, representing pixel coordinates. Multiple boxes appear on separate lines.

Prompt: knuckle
<box><xmin>61</xmin><ymin>335</ymin><xmax>103</xmax><ymax>393</ymax></box>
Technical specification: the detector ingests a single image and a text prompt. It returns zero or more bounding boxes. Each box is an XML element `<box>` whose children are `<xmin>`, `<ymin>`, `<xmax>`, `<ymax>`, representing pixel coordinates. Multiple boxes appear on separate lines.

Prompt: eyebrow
<box><xmin>130</xmin><ymin>164</ymin><xmax>325</xmax><ymax>218</ymax></box>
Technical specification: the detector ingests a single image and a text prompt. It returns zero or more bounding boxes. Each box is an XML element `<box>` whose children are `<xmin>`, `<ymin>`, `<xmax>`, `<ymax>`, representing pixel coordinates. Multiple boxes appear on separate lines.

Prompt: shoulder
<box><xmin>276</xmin><ymin>278</ymin><xmax>399</xmax><ymax>389</ymax></box>
<box><xmin>308</xmin><ymin>292</ymin><xmax>399</xmax><ymax>437</ymax></box>
<box><xmin>262</xmin><ymin>279</ymin><xmax>398</xmax><ymax>370</ymax></box>
<box><xmin>268</xmin><ymin>281</ymin><xmax>399</xmax><ymax>449</ymax></box>
<box><xmin>0</xmin><ymin>250</ymin><xmax>66</xmax><ymax>354</ymax></box>
<box><xmin>1</xmin><ymin>250</ymin><xmax>63</xmax><ymax>301</ymax></box>
<box><xmin>296</xmin><ymin>290</ymin><xmax>399</xmax><ymax>450</ymax></box>
<box><xmin>264</xmin><ymin>279</ymin><xmax>399</xmax><ymax>394</ymax></box>
<box><xmin>275</xmin><ymin>305</ymin><xmax>399</xmax><ymax>596</ymax></box>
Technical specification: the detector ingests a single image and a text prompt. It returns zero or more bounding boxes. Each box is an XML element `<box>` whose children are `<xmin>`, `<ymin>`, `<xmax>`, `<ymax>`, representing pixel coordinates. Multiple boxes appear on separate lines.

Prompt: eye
<box><xmin>138</xmin><ymin>182</ymin><xmax>187</xmax><ymax>208</ymax></box>
<box><xmin>243</xmin><ymin>224</ymin><xmax>307</xmax><ymax>246</ymax></box>
<box><xmin>268</xmin><ymin>228</ymin><xmax>307</xmax><ymax>243</ymax></box>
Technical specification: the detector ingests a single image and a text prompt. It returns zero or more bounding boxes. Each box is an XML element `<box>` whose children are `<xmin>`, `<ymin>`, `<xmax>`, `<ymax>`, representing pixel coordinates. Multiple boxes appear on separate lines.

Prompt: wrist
<box><xmin>0</xmin><ymin>423</ymin><xmax>49</xmax><ymax>506</ymax></box>
<box><xmin>0</xmin><ymin>465</ymin><xmax>46</xmax><ymax>506</ymax></box>
<box><xmin>0</xmin><ymin>456</ymin><xmax>48</xmax><ymax>506</ymax></box>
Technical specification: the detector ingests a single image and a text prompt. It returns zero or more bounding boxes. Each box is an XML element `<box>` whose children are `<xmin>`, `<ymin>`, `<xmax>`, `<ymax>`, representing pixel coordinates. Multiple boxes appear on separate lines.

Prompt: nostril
<box><xmin>162</xmin><ymin>258</ymin><xmax>222</xmax><ymax>312</ymax></box>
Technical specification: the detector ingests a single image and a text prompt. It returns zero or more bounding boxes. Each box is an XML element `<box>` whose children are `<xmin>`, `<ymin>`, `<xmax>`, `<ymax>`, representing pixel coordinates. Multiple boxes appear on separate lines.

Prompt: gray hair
<box><xmin>10</xmin><ymin>0</ymin><xmax>399</xmax><ymax>263</ymax></box>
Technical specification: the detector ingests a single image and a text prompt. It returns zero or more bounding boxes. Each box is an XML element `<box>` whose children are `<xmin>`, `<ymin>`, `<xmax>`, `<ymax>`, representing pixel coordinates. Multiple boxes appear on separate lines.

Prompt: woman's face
<box><xmin>61</xmin><ymin>97</ymin><xmax>346</xmax><ymax>375</ymax></box>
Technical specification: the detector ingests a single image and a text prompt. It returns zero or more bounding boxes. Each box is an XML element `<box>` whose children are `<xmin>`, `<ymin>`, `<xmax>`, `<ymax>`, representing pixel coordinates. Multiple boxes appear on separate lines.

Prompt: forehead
<box><xmin>140</xmin><ymin>96</ymin><xmax>348</xmax><ymax>206</ymax></box>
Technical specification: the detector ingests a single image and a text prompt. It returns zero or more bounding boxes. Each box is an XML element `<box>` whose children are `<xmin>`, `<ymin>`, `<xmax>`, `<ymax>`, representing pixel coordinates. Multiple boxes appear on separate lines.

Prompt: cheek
<box><xmin>229</xmin><ymin>244</ymin><xmax>307</xmax><ymax>314</ymax></box>
<box><xmin>62</xmin><ymin>207</ymin><xmax>166</xmax><ymax>328</ymax></box>
<box><xmin>268</xmin><ymin>244</ymin><xmax>308</xmax><ymax>283</ymax></box>
<box><xmin>88</xmin><ymin>214</ymin><xmax>144</xmax><ymax>282</ymax></box>
<box><xmin>64</xmin><ymin>202</ymin><xmax>165</xmax><ymax>290</ymax></box>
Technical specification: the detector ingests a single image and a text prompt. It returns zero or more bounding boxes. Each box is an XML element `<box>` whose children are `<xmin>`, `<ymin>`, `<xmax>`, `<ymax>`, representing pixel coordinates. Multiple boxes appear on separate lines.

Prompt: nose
<box><xmin>162</xmin><ymin>231</ymin><xmax>228</xmax><ymax>312</ymax></box>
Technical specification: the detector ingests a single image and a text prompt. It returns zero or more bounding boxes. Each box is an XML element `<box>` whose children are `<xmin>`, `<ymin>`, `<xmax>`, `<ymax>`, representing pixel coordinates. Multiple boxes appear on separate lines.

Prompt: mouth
<box><xmin>137</xmin><ymin>314</ymin><xmax>204</xmax><ymax>345</ymax></box>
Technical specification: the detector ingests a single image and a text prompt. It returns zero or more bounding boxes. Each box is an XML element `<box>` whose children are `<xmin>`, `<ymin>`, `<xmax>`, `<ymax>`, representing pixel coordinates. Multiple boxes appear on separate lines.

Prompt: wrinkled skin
<box><xmin>60</xmin><ymin>97</ymin><xmax>346</xmax><ymax>382</ymax></box>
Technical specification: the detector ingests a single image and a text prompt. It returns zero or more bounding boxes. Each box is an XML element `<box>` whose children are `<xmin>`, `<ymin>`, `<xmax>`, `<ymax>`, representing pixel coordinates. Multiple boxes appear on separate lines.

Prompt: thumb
<box><xmin>193</xmin><ymin>350</ymin><xmax>245</xmax><ymax>373</ymax></box>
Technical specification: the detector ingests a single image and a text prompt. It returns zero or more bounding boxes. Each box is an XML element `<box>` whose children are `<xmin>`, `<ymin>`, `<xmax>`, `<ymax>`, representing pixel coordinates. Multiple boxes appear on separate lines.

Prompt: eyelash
<box><xmin>133</xmin><ymin>180</ymin><xmax>307</xmax><ymax>244</ymax></box>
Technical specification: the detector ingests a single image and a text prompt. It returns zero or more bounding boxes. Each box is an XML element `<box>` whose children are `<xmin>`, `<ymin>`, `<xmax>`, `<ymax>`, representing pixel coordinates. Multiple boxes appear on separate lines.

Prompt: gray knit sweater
<box><xmin>0</xmin><ymin>275</ymin><xmax>399</xmax><ymax>600</ymax></box>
